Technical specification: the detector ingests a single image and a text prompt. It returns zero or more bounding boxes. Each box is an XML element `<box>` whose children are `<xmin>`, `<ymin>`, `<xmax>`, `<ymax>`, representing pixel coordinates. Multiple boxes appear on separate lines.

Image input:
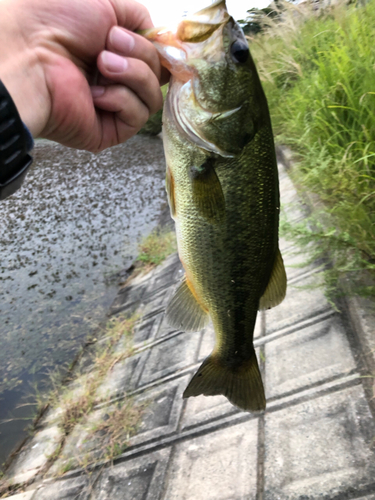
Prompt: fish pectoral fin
<box><xmin>165</xmin><ymin>276</ymin><xmax>209</xmax><ymax>332</ymax></box>
<box><xmin>189</xmin><ymin>159</ymin><xmax>225</xmax><ymax>224</ymax></box>
<box><xmin>165</xmin><ymin>165</ymin><xmax>176</xmax><ymax>219</ymax></box>
<box><xmin>259</xmin><ymin>248</ymin><xmax>287</xmax><ymax>311</ymax></box>
<box><xmin>183</xmin><ymin>350</ymin><xmax>266</xmax><ymax>412</ymax></box>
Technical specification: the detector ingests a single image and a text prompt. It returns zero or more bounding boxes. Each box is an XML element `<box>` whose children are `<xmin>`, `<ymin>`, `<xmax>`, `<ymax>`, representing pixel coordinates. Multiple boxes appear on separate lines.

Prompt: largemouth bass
<box><xmin>143</xmin><ymin>0</ymin><xmax>286</xmax><ymax>411</ymax></box>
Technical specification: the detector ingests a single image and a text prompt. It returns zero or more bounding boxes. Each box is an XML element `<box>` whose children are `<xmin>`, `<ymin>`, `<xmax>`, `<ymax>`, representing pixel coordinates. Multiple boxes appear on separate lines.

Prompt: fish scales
<box><xmin>142</xmin><ymin>0</ymin><xmax>286</xmax><ymax>411</ymax></box>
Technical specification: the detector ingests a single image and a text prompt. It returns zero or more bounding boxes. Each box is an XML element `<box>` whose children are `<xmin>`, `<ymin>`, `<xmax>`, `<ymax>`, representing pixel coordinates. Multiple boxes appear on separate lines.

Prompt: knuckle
<box><xmin>134</xmin><ymin>107</ymin><xmax>150</xmax><ymax>129</ymax></box>
<box><xmin>148</xmin><ymin>87</ymin><xmax>163</xmax><ymax>115</ymax></box>
<box><xmin>136</xmin><ymin>62</ymin><xmax>151</xmax><ymax>85</ymax></box>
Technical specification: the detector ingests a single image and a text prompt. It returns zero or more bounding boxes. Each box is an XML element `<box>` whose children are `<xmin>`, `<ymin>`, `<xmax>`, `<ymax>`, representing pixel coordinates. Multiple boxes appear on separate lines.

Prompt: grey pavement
<box><xmin>2</xmin><ymin>163</ymin><xmax>375</xmax><ymax>500</ymax></box>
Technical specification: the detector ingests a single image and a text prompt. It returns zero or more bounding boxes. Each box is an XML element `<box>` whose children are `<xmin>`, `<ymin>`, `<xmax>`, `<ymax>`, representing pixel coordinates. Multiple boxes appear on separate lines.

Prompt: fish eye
<box><xmin>230</xmin><ymin>40</ymin><xmax>249</xmax><ymax>64</ymax></box>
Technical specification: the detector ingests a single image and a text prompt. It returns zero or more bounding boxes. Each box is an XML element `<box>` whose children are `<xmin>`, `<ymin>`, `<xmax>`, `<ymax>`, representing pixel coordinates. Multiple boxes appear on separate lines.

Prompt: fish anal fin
<box><xmin>165</xmin><ymin>276</ymin><xmax>209</xmax><ymax>332</ymax></box>
<box><xmin>183</xmin><ymin>349</ymin><xmax>265</xmax><ymax>412</ymax></box>
<box><xmin>190</xmin><ymin>159</ymin><xmax>225</xmax><ymax>224</ymax></box>
<box><xmin>165</xmin><ymin>166</ymin><xmax>176</xmax><ymax>219</ymax></box>
<box><xmin>259</xmin><ymin>248</ymin><xmax>287</xmax><ymax>311</ymax></box>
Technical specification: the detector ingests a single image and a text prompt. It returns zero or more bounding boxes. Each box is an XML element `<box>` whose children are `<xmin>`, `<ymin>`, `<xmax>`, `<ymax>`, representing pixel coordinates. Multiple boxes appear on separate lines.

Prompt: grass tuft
<box><xmin>88</xmin><ymin>398</ymin><xmax>146</xmax><ymax>463</ymax></box>
<box><xmin>27</xmin><ymin>313</ymin><xmax>142</xmax><ymax>476</ymax></box>
<box><xmin>250</xmin><ymin>0</ymin><xmax>375</xmax><ymax>296</ymax></box>
<box><xmin>137</xmin><ymin>230</ymin><xmax>177</xmax><ymax>269</ymax></box>
<box><xmin>57</xmin><ymin>314</ymin><xmax>137</xmax><ymax>435</ymax></box>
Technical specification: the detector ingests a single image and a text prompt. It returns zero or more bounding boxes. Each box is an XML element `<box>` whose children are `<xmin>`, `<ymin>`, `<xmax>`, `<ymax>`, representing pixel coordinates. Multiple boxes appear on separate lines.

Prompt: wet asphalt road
<box><xmin>0</xmin><ymin>135</ymin><xmax>167</xmax><ymax>467</ymax></box>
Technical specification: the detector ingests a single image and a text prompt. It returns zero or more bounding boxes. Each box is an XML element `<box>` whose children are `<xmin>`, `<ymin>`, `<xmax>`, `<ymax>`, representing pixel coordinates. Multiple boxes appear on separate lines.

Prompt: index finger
<box><xmin>109</xmin><ymin>0</ymin><xmax>154</xmax><ymax>31</ymax></box>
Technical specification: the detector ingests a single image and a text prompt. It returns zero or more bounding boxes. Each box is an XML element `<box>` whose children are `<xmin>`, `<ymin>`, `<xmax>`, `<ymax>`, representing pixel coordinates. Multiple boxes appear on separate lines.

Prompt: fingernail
<box><xmin>90</xmin><ymin>86</ymin><xmax>105</xmax><ymax>98</ymax></box>
<box><xmin>110</xmin><ymin>27</ymin><xmax>135</xmax><ymax>53</ymax></box>
<box><xmin>102</xmin><ymin>51</ymin><xmax>128</xmax><ymax>73</ymax></box>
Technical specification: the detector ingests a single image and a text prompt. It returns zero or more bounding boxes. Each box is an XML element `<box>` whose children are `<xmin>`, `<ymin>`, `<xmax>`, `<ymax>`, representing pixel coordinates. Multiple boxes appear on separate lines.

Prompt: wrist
<box><xmin>0</xmin><ymin>0</ymin><xmax>50</xmax><ymax>137</ymax></box>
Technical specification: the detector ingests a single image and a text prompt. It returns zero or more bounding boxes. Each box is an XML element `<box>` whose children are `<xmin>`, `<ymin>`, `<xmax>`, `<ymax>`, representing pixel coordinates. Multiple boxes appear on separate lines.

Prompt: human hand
<box><xmin>0</xmin><ymin>0</ymin><xmax>167</xmax><ymax>152</ymax></box>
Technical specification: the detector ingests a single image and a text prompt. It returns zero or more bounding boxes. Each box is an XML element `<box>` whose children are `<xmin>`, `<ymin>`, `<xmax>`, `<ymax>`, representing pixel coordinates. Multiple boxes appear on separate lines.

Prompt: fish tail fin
<box><xmin>183</xmin><ymin>350</ymin><xmax>265</xmax><ymax>412</ymax></box>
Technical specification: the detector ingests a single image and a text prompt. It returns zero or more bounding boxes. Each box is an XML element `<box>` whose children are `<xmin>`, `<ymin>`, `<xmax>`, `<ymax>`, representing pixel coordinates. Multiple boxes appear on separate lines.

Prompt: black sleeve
<box><xmin>0</xmin><ymin>80</ymin><xmax>34</xmax><ymax>200</ymax></box>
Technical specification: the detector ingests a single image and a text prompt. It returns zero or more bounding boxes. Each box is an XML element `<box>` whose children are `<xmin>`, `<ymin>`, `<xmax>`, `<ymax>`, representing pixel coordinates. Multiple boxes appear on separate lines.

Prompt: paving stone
<box><xmin>138</xmin><ymin>331</ymin><xmax>201</xmax><ymax>386</ymax></box>
<box><xmin>279</xmin><ymin>168</ymin><xmax>307</xmax><ymax>223</ymax></box>
<box><xmin>133</xmin><ymin>313</ymin><xmax>163</xmax><ymax>346</ymax></box>
<box><xmin>96</xmin><ymin>351</ymin><xmax>146</xmax><ymax>400</ymax></box>
<box><xmin>138</xmin><ymin>286</ymin><xmax>173</xmax><ymax>318</ymax></box>
<box><xmin>7</xmin><ymin>491</ymin><xmax>36</xmax><ymax>500</ymax></box>
<box><xmin>90</xmin><ymin>448</ymin><xmax>171</xmax><ymax>499</ymax></box>
<box><xmin>48</xmin><ymin>408</ymin><xmax>110</xmax><ymax>475</ymax></box>
<box><xmin>51</xmin><ymin>376</ymin><xmax>187</xmax><ymax>475</ymax></box>
<box><xmin>42</xmin><ymin>406</ymin><xmax>64</xmax><ymax>427</ymax></box>
<box><xmin>143</xmin><ymin>253</ymin><xmax>183</xmax><ymax>294</ymax></box>
<box><xmin>265</xmin><ymin>315</ymin><xmax>356</xmax><ymax>399</ymax></box>
<box><xmin>33</xmin><ymin>475</ymin><xmax>93</xmax><ymax>499</ymax></box>
<box><xmin>279</xmin><ymin>239</ymin><xmax>319</xmax><ymax>282</ymax></box>
<box><xmin>6</xmin><ymin>426</ymin><xmax>63</xmax><ymax>485</ymax></box>
<box><xmin>155</xmin><ymin>313</ymin><xmax>179</xmax><ymax>339</ymax></box>
<box><xmin>109</xmin><ymin>282</ymin><xmax>148</xmax><ymax>315</ymax></box>
<box><xmin>165</xmin><ymin>419</ymin><xmax>258</xmax><ymax>500</ymax></box>
<box><xmin>264</xmin><ymin>385</ymin><xmax>375</xmax><ymax>500</ymax></box>
<box><xmin>129</xmin><ymin>266</ymin><xmax>158</xmax><ymax>286</ymax></box>
<box><xmin>265</xmin><ymin>272</ymin><xmax>330</xmax><ymax>334</ymax></box>
<box><xmin>182</xmin><ymin>392</ymin><xmax>236</xmax><ymax>431</ymax></box>
<box><xmin>346</xmin><ymin>294</ymin><xmax>375</xmax><ymax>376</ymax></box>
<box><xmin>130</xmin><ymin>376</ymin><xmax>189</xmax><ymax>446</ymax></box>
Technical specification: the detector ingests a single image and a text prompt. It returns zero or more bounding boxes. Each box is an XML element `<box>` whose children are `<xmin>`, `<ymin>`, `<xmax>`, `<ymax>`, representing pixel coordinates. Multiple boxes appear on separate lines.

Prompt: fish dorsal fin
<box><xmin>190</xmin><ymin>158</ymin><xmax>225</xmax><ymax>224</ymax></box>
<box><xmin>165</xmin><ymin>276</ymin><xmax>210</xmax><ymax>332</ymax></box>
<box><xmin>259</xmin><ymin>248</ymin><xmax>287</xmax><ymax>311</ymax></box>
<box><xmin>165</xmin><ymin>165</ymin><xmax>176</xmax><ymax>219</ymax></box>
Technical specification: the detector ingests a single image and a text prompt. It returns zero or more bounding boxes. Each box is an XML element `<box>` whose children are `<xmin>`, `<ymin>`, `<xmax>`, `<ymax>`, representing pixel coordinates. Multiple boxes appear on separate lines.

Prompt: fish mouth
<box><xmin>141</xmin><ymin>0</ymin><xmax>241</xmax><ymax>156</ymax></box>
<box><xmin>140</xmin><ymin>0</ymin><xmax>231</xmax><ymax>79</ymax></box>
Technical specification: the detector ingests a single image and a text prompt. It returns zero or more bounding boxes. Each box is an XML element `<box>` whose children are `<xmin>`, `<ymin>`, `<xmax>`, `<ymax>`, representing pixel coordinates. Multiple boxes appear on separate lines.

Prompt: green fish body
<box><xmin>143</xmin><ymin>0</ymin><xmax>286</xmax><ymax>411</ymax></box>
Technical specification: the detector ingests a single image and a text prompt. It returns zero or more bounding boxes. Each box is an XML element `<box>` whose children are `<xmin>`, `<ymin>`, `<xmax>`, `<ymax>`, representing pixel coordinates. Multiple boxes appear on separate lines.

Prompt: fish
<box><xmin>142</xmin><ymin>0</ymin><xmax>287</xmax><ymax>411</ymax></box>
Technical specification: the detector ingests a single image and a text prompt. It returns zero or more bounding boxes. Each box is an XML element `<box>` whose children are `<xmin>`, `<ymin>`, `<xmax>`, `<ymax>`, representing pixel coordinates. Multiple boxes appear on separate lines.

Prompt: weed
<box><xmin>251</xmin><ymin>0</ymin><xmax>375</xmax><ymax>296</ymax></box>
<box><xmin>137</xmin><ymin>230</ymin><xmax>177</xmax><ymax>270</ymax></box>
<box><xmin>60</xmin><ymin>458</ymin><xmax>75</xmax><ymax>475</ymax></box>
<box><xmin>56</xmin><ymin>314</ymin><xmax>137</xmax><ymax>434</ymax></box>
<box><xmin>27</xmin><ymin>313</ymin><xmax>140</xmax><ymax>475</ymax></box>
<box><xmin>88</xmin><ymin>398</ymin><xmax>146</xmax><ymax>463</ymax></box>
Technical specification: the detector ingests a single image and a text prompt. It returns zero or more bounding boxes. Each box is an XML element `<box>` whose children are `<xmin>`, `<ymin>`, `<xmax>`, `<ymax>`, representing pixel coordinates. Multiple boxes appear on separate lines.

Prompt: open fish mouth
<box><xmin>139</xmin><ymin>0</ymin><xmax>231</xmax><ymax>79</ymax></box>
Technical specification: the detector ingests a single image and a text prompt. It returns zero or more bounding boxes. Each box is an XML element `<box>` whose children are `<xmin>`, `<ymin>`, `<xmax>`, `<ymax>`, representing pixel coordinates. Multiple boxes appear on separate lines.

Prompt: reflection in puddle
<box><xmin>0</xmin><ymin>136</ymin><xmax>167</xmax><ymax>466</ymax></box>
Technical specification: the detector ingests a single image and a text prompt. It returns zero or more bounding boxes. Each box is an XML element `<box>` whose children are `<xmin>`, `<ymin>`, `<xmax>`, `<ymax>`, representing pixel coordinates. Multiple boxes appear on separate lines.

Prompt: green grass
<box><xmin>250</xmin><ymin>0</ymin><xmax>375</xmax><ymax>296</ymax></box>
<box><xmin>88</xmin><ymin>397</ymin><xmax>146</xmax><ymax>463</ymax></box>
<box><xmin>137</xmin><ymin>230</ymin><xmax>177</xmax><ymax>269</ymax></box>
